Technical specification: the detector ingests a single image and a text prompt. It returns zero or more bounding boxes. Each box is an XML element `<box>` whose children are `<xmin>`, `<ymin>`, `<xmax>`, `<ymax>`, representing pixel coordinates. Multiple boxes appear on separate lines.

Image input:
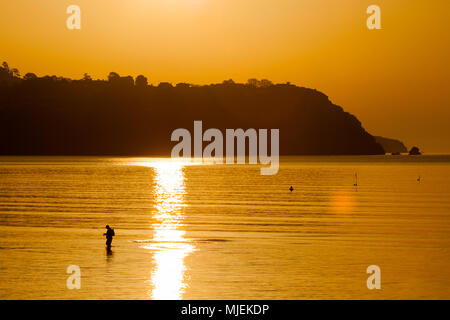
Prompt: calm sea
<box><xmin>0</xmin><ymin>155</ymin><xmax>449</xmax><ymax>299</ymax></box>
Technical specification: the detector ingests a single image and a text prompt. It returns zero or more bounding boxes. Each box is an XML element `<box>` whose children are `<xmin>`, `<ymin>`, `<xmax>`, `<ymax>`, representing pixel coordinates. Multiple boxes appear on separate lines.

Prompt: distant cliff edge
<box><xmin>375</xmin><ymin>136</ymin><xmax>408</xmax><ymax>154</ymax></box>
<box><xmin>0</xmin><ymin>62</ymin><xmax>384</xmax><ymax>156</ymax></box>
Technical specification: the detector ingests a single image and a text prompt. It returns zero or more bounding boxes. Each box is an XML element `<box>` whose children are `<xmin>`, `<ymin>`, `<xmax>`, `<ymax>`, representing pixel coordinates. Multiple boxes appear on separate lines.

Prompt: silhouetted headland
<box><xmin>409</xmin><ymin>146</ymin><xmax>422</xmax><ymax>155</ymax></box>
<box><xmin>0</xmin><ymin>62</ymin><xmax>384</xmax><ymax>156</ymax></box>
<box><xmin>375</xmin><ymin>136</ymin><xmax>408</xmax><ymax>154</ymax></box>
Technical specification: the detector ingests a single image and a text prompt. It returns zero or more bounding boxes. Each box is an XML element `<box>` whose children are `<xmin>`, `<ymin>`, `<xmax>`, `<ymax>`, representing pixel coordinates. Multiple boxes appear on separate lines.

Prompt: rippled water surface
<box><xmin>1</xmin><ymin>156</ymin><xmax>450</xmax><ymax>299</ymax></box>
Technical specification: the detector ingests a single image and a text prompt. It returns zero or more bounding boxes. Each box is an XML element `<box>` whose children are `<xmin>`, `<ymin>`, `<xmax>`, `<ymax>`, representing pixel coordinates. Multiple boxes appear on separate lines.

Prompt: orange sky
<box><xmin>1</xmin><ymin>0</ymin><xmax>449</xmax><ymax>152</ymax></box>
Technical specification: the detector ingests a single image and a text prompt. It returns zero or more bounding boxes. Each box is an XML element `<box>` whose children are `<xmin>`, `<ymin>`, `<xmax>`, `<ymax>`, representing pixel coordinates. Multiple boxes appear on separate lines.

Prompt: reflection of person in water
<box><xmin>104</xmin><ymin>225</ymin><xmax>115</xmax><ymax>248</ymax></box>
<box><xmin>106</xmin><ymin>246</ymin><xmax>113</xmax><ymax>257</ymax></box>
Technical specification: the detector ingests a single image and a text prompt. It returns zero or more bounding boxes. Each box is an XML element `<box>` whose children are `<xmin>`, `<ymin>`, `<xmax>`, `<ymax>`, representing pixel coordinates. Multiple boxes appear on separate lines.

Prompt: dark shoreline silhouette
<box><xmin>0</xmin><ymin>62</ymin><xmax>384</xmax><ymax>156</ymax></box>
<box><xmin>375</xmin><ymin>136</ymin><xmax>408</xmax><ymax>154</ymax></box>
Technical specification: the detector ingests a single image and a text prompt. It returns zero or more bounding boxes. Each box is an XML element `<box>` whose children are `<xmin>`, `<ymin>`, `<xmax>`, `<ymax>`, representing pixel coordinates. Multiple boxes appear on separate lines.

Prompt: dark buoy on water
<box><xmin>417</xmin><ymin>176</ymin><xmax>421</xmax><ymax>183</ymax></box>
<box><xmin>289</xmin><ymin>186</ymin><xmax>294</xmax><ymax>192</ymax></box>
<box><xmin>353</xmin><ymin>173</ymin><xmax>358</xmax><ymax>187</ymax></box>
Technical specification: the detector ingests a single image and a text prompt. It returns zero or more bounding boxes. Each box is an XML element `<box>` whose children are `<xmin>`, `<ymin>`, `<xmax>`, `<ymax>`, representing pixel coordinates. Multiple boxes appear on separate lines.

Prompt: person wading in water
<box><xmin>104</xmin><ymin>225</ymin><xmax>115</xmax><ymax>248</ymax></box>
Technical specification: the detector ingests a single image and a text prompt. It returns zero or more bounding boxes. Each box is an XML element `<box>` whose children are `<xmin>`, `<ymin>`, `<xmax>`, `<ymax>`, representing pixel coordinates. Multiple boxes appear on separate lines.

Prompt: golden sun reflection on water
<box><xmin>330</xmin><ymin>191</ymin><xmax>355</xmax><ymax>215</ymax></box>
<box><xmin>139</xmin><ymin>161</ymin><xmax>195</xmax><ymax>300</ymax></box>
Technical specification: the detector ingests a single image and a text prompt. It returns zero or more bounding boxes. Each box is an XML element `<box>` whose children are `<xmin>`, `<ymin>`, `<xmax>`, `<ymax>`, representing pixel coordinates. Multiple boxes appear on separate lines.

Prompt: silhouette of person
<box><xmin>104</xmin><ymin>225</ymin><xmax>115</xmax><ymax>248</ymax></box>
